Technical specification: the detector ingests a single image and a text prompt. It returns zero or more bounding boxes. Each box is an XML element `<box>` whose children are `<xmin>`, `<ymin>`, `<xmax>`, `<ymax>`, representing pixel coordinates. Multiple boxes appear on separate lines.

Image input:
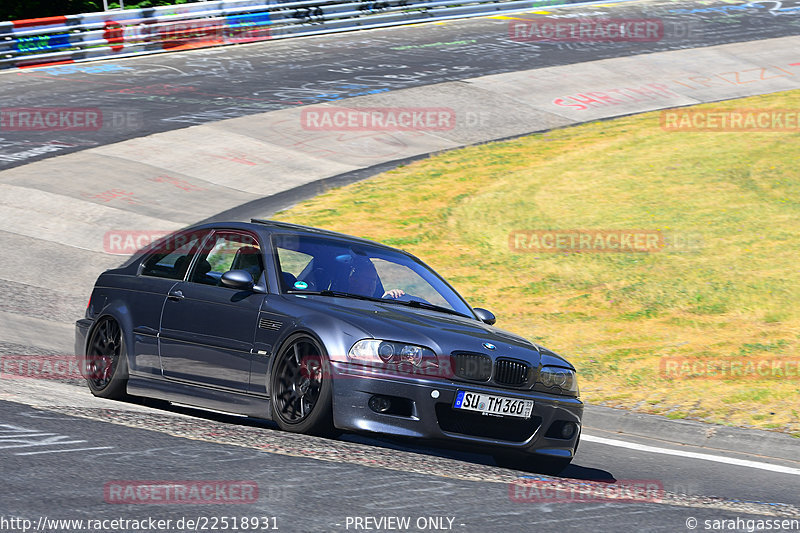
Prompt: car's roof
<box><xmin>187</xmin><ymin>219</ymin><xmax>401</xmax><ymax>253</ymax></box>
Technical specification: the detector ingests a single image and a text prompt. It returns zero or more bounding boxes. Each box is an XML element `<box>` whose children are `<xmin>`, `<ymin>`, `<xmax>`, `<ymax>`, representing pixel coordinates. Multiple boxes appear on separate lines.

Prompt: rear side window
<box><xmin>140</xmin><ymin>231</ymin><xmax>208</xmax><ymax>280</ymax></box>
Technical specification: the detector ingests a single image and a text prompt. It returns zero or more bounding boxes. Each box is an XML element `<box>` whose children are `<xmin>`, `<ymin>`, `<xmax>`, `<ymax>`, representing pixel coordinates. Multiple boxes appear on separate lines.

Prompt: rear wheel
<box><xmin>270</xmin><ymin>334</ymin><xmax>335</xmax><ymax>437</ymax></box>
<box><xmin>85</xmin><ymin>318</ymin><xmax>128</xmax><ymax>399</ymax></box>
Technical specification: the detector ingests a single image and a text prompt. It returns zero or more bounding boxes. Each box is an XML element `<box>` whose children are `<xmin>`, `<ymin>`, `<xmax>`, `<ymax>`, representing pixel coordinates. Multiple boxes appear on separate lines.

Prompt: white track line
<box><xmin>582</xmin><ymin>434</ymin><xmax>800</xmax><ymax>476</ymax></box>
<box><xmin>15</xmin><ymin>446</ymin><xmax>114</xmax><ymax>456</ymax></box>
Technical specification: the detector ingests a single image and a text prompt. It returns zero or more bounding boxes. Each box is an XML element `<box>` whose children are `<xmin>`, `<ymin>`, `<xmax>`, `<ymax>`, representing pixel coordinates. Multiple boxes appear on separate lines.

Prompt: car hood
<box><xmin>287</xmin><ymin>295</ymin><xmax>555</xmax><ymax>367</ymax></box>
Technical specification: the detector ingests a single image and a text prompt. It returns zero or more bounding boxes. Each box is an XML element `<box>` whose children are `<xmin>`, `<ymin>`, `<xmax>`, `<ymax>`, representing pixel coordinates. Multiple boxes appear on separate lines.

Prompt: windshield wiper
<box><xmin>382</xmin><ymin>298</ymin><xmax>471</xmax><ymax>319</ymax></box>
<box><xmin>286</xmin><ymin>289</ymin><xmax>381</xmax><ymax>302</ymax></box>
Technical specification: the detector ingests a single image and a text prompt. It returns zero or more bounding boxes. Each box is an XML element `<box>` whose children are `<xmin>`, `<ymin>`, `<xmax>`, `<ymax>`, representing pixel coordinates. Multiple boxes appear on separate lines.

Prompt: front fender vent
<box><xmin>258</xmin><ymin>318</ymin><xmax>282</xmax><ymax>331</ymax></box>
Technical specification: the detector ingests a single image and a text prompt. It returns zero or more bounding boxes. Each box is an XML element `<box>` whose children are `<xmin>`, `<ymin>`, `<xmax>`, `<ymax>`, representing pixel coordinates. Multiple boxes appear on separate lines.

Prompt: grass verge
<box><xmin>274</xmin><ymin>90</ymin><xmax>800</xmax><ymax>436</ymax></box>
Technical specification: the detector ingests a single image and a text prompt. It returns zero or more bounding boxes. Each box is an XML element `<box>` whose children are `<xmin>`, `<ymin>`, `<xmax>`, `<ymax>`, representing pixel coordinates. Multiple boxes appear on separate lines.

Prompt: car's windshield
<box><xmin>273</xmin><ymin>233</ymin><xmax>474</xmax><ymax>318</ymax></box>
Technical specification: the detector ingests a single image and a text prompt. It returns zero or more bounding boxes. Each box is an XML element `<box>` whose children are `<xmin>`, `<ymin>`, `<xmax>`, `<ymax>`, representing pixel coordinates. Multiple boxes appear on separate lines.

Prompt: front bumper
<box><xmin>330</xmin><ymin>362</ymin><xmax>583</xmax><ymax>458</ymax></box>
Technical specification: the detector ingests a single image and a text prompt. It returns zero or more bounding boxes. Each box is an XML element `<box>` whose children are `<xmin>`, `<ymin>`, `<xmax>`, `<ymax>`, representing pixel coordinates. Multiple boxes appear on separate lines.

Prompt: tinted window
<box><xmin>140</xmin><ymin>231</ymin><xmax>208</xmax><ymax>280</ymax></box>
<box><xmin>272</xmin><ymin>233</ymin><xmax>473</xmax><ymax>316</ymax></box>
<box><xmin>372</xmin><ymin>258</ymin><xmax>450</xmax><ymax>309</ymax></box>
<box><xmin>276</xmin><ymin>248</ymin><xmax>313</xmax><ymax>286</ymax></box>
<box><xmin>189</xmin><ymin>231</ymin><xmax>264</xmax><ymax>286</ymax></box>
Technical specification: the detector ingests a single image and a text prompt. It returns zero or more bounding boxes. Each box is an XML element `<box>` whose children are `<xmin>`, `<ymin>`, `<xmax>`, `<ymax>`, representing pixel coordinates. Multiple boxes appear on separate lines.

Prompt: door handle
<box><xmin>167</xmin><ymin>290</ymin><xmax>184</xmax><ymax>301</ymax></box>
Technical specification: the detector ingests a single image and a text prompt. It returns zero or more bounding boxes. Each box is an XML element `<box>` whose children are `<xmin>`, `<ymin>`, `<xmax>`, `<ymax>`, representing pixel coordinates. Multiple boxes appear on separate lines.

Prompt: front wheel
<box><xmin>84</xmin><ymin>317</ymin><xmax>128</xmax><ymax>400</ymax></box>
<box><xmin>269</xmin><ymin>334</ymin><xmax>335</xmax><ymax>437</ymax></box>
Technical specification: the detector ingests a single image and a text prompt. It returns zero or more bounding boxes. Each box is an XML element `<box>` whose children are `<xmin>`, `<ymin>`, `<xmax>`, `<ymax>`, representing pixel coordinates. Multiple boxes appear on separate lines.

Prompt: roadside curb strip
<box><xmin>584</xmin><ymin>404</ymin><xmax>799</xmax><ymax>463</ymax></box>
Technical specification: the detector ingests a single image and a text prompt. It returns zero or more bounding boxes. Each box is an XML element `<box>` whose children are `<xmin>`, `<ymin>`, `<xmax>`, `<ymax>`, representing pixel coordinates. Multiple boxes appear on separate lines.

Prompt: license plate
<box><xmin>453</xmin><ymin>391</ymin><xmax>534</xmax><ymax>419</ymax></box>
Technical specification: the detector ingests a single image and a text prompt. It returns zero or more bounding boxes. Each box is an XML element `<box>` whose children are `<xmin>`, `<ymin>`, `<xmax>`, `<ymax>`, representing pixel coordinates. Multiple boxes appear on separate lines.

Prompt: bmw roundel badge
<box><xmin>483</xmin><ymin>343</ymin><xmax>496</xmax><ymax>350</ymax></box>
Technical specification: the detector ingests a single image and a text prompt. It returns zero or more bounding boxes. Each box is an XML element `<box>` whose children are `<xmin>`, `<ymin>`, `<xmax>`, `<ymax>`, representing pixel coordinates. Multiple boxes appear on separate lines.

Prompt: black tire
<box><xmin>84</xmin><ymin>318</ymin><xmax>129</xmax><ymax>400</ymax></box>
<box><xmin>270</xmin><ymin>334</ymin><xmax>335</xmax><ymax>437</ymax></box>
<box><xmin>493</xmin><ymin>451</ymin><xmax>572</xmax><ymax>475</ymax></box>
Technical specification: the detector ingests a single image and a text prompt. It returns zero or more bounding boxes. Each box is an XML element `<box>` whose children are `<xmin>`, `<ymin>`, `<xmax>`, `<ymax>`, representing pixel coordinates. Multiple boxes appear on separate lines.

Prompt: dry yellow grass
<box><xmin>275</xmin><ymin>90</ymin><xmax>800</xmax><ymax>436</ymax></box>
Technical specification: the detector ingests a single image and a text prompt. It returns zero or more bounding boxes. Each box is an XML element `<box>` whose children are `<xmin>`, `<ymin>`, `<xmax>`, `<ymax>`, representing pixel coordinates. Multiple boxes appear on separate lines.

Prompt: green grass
<box><xmin>275</xmin><ymin>90</ymin><xmax>800</xmax><ymax>436</ymax></box>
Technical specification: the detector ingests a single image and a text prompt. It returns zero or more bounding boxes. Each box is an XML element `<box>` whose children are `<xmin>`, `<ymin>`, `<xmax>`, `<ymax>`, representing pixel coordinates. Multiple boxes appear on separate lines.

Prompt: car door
<box><xmin>128</xmin><ymin>229</ymin><xmax>209</xmax><ymax>378</ymax></box>
<box><xmin>158</xmin><ymin>230</ymin><xmax>265</xmax><ymax>391</ymax></box>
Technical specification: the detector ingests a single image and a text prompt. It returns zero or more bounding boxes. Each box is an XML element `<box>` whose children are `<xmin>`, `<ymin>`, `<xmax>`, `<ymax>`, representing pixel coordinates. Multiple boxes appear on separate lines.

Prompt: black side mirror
<box><xmin>473</xmin><ymin>307</ymin><xmax>496</xmax><ymax>325</ymax></box>
<box><xmin>220</xmin><ymin>269</ymin><xmax>255</xmax><ymax>290</ymax></box>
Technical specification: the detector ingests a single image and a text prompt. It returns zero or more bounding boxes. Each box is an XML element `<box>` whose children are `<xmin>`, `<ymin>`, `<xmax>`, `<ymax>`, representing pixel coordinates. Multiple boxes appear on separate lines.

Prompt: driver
<box><xmin>348</xmin><ymin>256</ymin><xmax>405</xmax><ymax>299</ymax></box>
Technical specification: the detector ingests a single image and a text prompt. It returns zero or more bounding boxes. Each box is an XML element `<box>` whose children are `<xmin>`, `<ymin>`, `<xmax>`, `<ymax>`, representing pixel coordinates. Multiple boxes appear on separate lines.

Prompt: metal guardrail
<box><xmin>0</xmin><ymin>0</ymin><xmax>603</xmax><ymax>70</ymax></box>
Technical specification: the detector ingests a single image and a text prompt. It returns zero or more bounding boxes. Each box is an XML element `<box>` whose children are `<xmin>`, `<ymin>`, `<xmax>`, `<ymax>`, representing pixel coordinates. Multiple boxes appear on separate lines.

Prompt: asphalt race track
<box><xmin>1</xmin><ymin>0</ymin><xmax>799</xmax><ymax>531</ymax></box>
<box><xmin>1</xmin><ymin>386</ymin><xmax>799</xmax><ymax>532</ymax></box>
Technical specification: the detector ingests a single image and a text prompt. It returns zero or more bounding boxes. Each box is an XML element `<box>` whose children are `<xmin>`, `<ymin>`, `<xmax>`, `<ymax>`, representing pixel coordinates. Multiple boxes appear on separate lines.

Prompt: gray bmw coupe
<box><xmin>76</xmin><ymin>219</ymin><xmax>583</xmax><ymax>473</ymax></box>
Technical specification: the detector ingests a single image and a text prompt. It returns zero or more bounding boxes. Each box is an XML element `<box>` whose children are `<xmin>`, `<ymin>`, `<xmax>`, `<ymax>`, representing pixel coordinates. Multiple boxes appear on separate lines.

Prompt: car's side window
<box><xmin>140</xmin><ymin>232</ymin><xmax>207</xmax><ymax>280</ymax></box>
<box><xmin>189</xmin><ymin>232</ymin><xmax>264</xmax><ymax>287</ymax></box>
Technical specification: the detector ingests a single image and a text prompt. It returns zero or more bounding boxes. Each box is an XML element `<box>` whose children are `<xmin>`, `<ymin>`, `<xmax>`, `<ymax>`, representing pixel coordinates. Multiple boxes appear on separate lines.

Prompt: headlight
<box><xmin>536</xmin><ymin>366</ymin><xmax>579</xmax><ymax>396</ymax></box>
<box><xmin>349</xmin><ymin>339</ymin><xmax>438</xmax><ymax>369</ymax></box>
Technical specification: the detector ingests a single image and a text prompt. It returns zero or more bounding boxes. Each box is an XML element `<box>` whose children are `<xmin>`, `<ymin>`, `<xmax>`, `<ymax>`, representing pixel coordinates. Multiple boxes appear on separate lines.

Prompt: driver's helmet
<box><xmin>347</xmin><ymin>255</ymin><xmax>379</xmax><ymax>296</ymax></box>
